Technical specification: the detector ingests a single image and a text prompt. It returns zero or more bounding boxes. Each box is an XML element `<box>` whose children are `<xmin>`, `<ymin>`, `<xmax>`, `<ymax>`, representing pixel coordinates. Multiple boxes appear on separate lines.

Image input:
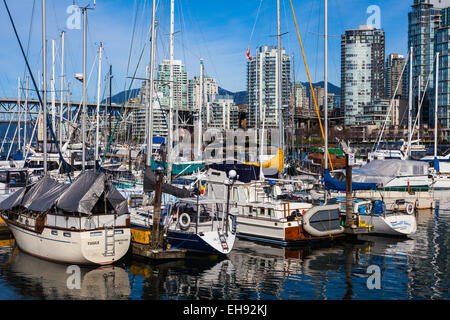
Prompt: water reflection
<box><xmin>0</xmin><ymin>244</ymin><xmax>131</xmax><ymax>300</ymax></box>
<box><xmin>0</xmin><ymin>206</ymin><xmax>448</xmax><ymax>300</ymax></box>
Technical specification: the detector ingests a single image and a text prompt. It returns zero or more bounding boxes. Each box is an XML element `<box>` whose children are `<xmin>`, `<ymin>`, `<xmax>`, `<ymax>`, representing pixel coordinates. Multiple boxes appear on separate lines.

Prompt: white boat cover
<box><xmin>351</xmin><ymin>160</ymin><xmax>428</xmax><ymax>185</ymax></box>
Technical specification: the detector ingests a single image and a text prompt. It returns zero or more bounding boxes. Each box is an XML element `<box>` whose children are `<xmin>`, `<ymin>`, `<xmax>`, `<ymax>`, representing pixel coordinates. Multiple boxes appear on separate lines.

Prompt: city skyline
<box><xmin>0</xmin><ymin>0</ymin><xmax>411</xmax><ymax>102</ymax></box>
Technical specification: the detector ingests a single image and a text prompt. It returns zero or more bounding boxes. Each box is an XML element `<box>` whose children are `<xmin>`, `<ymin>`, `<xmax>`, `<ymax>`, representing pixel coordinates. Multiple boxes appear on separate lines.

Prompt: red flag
<box><xmin>246</xmin><ymin>46</ymin><xmax>252</xmax><ymax>61</ymax></box>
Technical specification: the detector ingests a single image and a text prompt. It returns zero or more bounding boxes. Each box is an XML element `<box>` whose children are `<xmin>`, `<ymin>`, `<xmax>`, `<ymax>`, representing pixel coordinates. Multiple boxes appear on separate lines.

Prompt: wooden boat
<box><xmin>0</xmin><ymin>171</ymin><xmax>131</xmax><ymax>265</ymax></box>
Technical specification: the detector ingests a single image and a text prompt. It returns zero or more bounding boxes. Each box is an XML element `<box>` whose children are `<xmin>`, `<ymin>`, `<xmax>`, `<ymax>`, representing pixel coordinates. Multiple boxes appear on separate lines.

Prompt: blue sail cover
<box><xmin>434</xmin><ymin>157</ymin><xmax>440</xmax><ymax>172</ymax></box>
<box><xmin>323</xmin><ymin>169</ymin><xmax>377</xmax><ymax>192</ymax></box>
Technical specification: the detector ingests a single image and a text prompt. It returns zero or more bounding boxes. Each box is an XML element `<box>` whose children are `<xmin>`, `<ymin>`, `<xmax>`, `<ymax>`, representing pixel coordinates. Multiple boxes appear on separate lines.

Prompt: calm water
<box><xmin>0</xmin><ymin>196</ymin><xmax>448</xmax><ymax>300</ymax></box>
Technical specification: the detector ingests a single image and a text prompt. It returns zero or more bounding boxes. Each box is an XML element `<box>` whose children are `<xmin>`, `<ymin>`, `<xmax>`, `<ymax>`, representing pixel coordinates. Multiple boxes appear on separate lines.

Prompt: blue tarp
<box><xmin>323</xmin><ymin>169</ymin><xmax>378</xmax><ymax>192</ymax></box>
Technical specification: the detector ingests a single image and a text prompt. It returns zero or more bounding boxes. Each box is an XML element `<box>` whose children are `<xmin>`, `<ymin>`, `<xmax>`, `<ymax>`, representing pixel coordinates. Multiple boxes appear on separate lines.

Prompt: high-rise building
<box><xmin>293</xmin><ymin>82</ymin><xmax>309</xmax><ymax>114</ymax></box>
<box><xmin>341</xmin><ymin>25</ymin><xmax>385</xmax><ymax>125</ymax></box>
<box><xmin>408</xmin><ymin>0</ymin><xmax>443</xmax><ymax>124</ymax></box>
<box><xmin>157</xmin><ymin>60</ymin><xmax>189</xmax><ymax>111</ymax></box>
<box><xmin>435</xmin><ymin>6</ymin><xmax>450</xmax><ymax>137</ymax></box>
<box><xmin>188</xmin><ymin>76</ymin><xmax>219</xmax><ymax>113</ymax></box>
<box><xmin>247</xmin><ymin>45</ymin><xmax>291</xmax><ymax>129</ymax></box>
<box><xmin>385</xmin><ymin>54</ymin><xmax>406</xmax><ymax>99</ymax></box>
<box><xmin>207</xmin><ymin>95</ymin><xmax>239</xmax><ymax>130</ymax></box>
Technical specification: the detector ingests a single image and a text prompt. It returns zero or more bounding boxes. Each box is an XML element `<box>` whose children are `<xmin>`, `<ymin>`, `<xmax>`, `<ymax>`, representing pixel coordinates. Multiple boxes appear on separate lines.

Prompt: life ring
<box><xmin>406</xmin><ymin>203</ymin><xmax>414</xmax><ymax>215</ymax></box>
<box><xmin>179</xmin><ymin>213</ymin><xmax>191</xmax><ymax>230</ymax></box>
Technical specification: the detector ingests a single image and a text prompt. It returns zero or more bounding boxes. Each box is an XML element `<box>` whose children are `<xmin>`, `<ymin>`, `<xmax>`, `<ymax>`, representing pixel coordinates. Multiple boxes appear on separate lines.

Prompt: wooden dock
<box><xmin>131</xmin><ymin>242</ymin><xmax>187</xmax><ymax>260</ymax></box>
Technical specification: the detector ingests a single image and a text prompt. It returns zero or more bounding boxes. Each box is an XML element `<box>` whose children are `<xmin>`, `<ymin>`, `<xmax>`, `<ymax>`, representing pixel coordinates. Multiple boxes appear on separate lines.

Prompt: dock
<box><xmin>131</xmin><ymin>242</ymin><xmax>187</xmax><ymax>260</ymax></box>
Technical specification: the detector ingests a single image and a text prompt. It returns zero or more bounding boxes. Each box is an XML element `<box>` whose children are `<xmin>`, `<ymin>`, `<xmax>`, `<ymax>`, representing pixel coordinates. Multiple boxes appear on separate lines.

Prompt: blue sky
<box><xmin>0</xmin><ymin>0</ymin><xmax>411</xmax><ymax>102</ymax></box>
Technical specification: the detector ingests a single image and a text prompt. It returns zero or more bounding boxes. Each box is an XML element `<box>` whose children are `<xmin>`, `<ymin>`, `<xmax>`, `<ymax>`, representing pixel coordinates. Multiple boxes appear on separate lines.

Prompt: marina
<box><xmin>0</xmin><ymin>0</ymin><xmax>449</xmax><ymax>306</ymax></box>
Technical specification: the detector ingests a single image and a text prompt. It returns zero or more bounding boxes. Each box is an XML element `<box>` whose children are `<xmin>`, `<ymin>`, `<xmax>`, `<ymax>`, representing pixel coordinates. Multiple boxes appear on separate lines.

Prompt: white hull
<box><xmin>358</xmin><ymin>214</ymin><xmax>417</xmax><ymax>236</ymax></box>
<box><xmin>7</xmin><ymin>222</ymin><xmax>131</xmax><ymax>265</ymax></box>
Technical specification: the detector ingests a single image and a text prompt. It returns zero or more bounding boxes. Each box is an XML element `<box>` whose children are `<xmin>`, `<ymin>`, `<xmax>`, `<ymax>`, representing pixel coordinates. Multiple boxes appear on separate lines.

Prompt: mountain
<box><xmin>102</xmin><ymin>88</ymin><xmax>141</xmax><ymax>104</ymax></box>
<box><xmin>218</xmin><ymin>87</ymin><xmax>248</xmax><ymax>105</ymax></box>
<box><xmin>301</xmin><ymin>81</ymin><xmax>341</xmax><ymax>96</ymax></box>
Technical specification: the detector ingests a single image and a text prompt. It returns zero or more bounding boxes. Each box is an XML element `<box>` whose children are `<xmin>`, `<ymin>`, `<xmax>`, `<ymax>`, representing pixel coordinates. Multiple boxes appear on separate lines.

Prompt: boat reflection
<box><xmin>1</xmin><ymin>243</ymin><xmax>131</xmax><ymax>300</ymax></box>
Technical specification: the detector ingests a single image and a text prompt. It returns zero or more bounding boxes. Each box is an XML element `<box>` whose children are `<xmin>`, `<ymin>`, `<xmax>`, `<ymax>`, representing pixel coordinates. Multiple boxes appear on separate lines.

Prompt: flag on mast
<box><xmin>246</xmin><ymin>46</ymin><xmax>252</xmax><ymax>61</ymax></box>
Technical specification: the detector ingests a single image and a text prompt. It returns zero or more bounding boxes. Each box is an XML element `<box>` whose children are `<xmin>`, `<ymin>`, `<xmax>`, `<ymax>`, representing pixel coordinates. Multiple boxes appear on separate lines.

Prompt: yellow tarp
<box><xmin>244</xmin><ymin>149</ymin><xmax>284</xmax><ymax>173</ymax></box>
<box><xmin>131</xmin><ymin>228</ymin><xmax>151</xmax><ymax>245</ymax></box>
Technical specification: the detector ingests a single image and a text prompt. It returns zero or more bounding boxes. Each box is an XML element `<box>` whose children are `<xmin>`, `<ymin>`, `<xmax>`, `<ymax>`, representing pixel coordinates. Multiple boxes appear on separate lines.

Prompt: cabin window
<box><xmin>268</xmin><ymin>209</ymin><xmax>272</xmax><ymax>216</ymax></box>
<box><xmin>260</xmin><ymin>208</ymin><xmax>265</xmax><ymax>216</ymax></box>
<box><xmin>90</xmin><ymin>231</ymin><xmax>103</xmax><ymax>237</ymax></box>
<box><xmin>248</xmin><ymin>206</ymin><xmax>252</xmax><ymax>216</ymax></box>
<box><xmin>0</xmin><ymin>172</ymin><xmax>7</xmax><ymax>183</ymax></box>
<box><xmin>63</xmin><ymin>232</ymin><xmax>71</xmax><ymax>238</ymax></box>
<box><xmin>114</xmin><ymin>230</ymin><xmax>124</xmax><ymax>235</ymax></box>
<box><xmin>51</xmin><ymin>230</ymin><xmax>58</xmax><ymax>236</ymax></box>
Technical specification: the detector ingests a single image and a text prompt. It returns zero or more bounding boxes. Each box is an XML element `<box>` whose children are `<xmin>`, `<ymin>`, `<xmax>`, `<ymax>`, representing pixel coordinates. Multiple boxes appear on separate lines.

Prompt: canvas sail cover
<box><xmin>57</xmin><ymin>170</ymin><xmax>129</xmax><ymax>215</ymax></box>
<box><xmin>351</xmin><ymin>160</ymin><xmax>428</xmax><ymax>185</ymax></box>
<box><xmin>0</xmin><ymin>171</ymin><xmax>128</xmax><ymax>215</ymax></box>
<box><xmin>323</xmin><ymin>169</ymin><xmax>377</xmax><ymax>192</ymax></box>
<box><xmin>21</xmin><ymin>175</ymin><xmax>69</xmax><ymax>211</ymax></box>
<box><xmin>144</xmin><ymin>167</ymin><xmax>192</xmax><ymax>198</ymax></box>
<box><xmin>0</xmin><ymin>187</ymin><xmax>27</xmax><ymax>210</ymax></box>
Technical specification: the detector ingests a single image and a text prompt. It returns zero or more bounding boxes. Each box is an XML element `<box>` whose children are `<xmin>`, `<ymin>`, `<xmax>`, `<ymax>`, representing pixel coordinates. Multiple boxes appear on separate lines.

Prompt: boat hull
<box><xmin>167</xmin><ymin>229</ymin><xmax>236</xmax><ymax>255</ymax></box>
<box><xmin>6</xmin><ymin>221</ymin><xmax>131</xmax><ymax>265</ymax></box>
<box><xmin>358</xmin><ymin>214</ymin><xmax>417</xmax><ymax>236</ymax></box>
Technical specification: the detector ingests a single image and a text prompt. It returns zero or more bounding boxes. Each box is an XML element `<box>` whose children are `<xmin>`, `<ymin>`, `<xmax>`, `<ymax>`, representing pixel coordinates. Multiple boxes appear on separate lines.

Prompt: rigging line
<box><xmin>289</xmin><ymin>0</ymin><xmax>333</xmax><ymax>171</ymax></box>
<box><xmin>249</xmin><ymin>0</ymin><xmax>264</xmax><ymax>44</ymax></box>
<box><xmin>124</xmin><ymin>0</ymin><xmax>141</xmax><ymax>95</ymax></box>
<box><xmin>21</xmin><ymin>0</ymin><xmax>36</xmax><ymax>83</ymax></box>
<box><xmin>2</xmin><ymin>0</ymin><xmax>71</xmax><ymax>181</ymax></box>
<box><xmin>97</xmin><ymin>41</ymin><xmax>148</xmax><ymax>173</ymax></box>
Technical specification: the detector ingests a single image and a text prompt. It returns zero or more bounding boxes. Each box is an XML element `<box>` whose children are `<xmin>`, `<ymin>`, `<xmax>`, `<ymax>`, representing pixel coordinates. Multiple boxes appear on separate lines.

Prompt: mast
<box><xmin>24</xmin><ymin>76</ymin><xmax>29</xmax><ymax>159</ymax></box>
<box><xmin>168</xmin><ymin>0</ymin><xmax>175</xmax><ymax>182</ymax></box>
<box><xmin>17</xmin><ymin>77</ymin><xmax>21</xmax><ymax>153</ymax></box>
<box><xmin>81</xmin><ymin>1</ymin><xmax>96</xmax><ymax>172</ymax></box>
<box><xmin>42</xmin><ymin>0</ymin><xmax>48</xmax><ymax>174</ymax></box>
<box><xmin>146</xmin><ymin>0</ymin><xmax>157</xmax><ymax>167</ymax></box>
<box><xmin>435</xmin><ymin>52</ymin><xmax>439</xmax><ymax>158</ymax></box>
<box><xmin>60</xmin><ymin>31</ymin><xmax>65</xmax><ymax>147</ymax></box>
<box><xmin>408</xmin><ymin>47</ymin><xmax>413</xmax><ymax>158</ymax></box>
<box><xmin>82</xmin><ymin>7</ymin><xmax>87</xmax><ymax>172</ymax></box>
<box><xmin>51</xmin><ymin>39</ymin><xmax>56</xmax><ymax>135</ymax></box>
<box><xmin>417</xmin><ymin>75</ymin><xmax>420</xmax><ymax>143</ymax></box>
<box><xmin>276</xmin><ymin>0</ymin><xmax>284</xmax><ymax>171</ymax></box>
<box><xmin>198</xmin><ymin>59</ymin><xmax>204</xmax><ymax>161</ymax></box>
<box><xmin>95</xmin><ymin>43</ymin><xmax>103</xmax><ymax>166</ymax></box>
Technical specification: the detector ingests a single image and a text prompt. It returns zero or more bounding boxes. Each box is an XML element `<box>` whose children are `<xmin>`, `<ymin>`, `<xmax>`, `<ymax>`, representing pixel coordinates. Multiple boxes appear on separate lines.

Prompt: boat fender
<box><xmin>179</xmin><ymin>213</ymin><xmax>191</xmax><ymax>230</ymax></box>
<box><xmin>406</xmin><ymin>203</ymin><xmax>414</xmax><ymax>215</ymax></box>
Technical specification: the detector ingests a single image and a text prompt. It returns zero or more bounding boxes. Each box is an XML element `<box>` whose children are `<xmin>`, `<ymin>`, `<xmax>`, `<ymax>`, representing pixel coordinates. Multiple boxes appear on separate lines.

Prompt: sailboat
<box><xmin>0</xmin><ymin>0</ymin><xmax>131</xmax><ymax>265</ymax></box>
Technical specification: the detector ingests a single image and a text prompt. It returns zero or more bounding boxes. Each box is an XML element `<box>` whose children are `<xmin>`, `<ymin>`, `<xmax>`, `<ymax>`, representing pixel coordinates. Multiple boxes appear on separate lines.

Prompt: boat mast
<box><xmin>42</xmin><ymin>0</ymin><xmax>48</xmax><ymax>174</ymax></box>
<box><xmin>17</xmin><ymin>77</ymin><xmax>21</xmax><ymax>154</ymax></box>
<box><xmin>417</xmin><ymin>74</ymin><xmax>421</xmax><ymax>144</ymax></box>
<box><xmin>95</xmin><ymin>43</ymin><xmax>103</xmax><ymax>166</ymax></box>
<box><xmin>146</xmin><ymin>0</ymin><xmax>157</xmax><ymax>167</ymax></box>
<box><xmin>81</xmin><ymin>1</ymin><xmax>96</xmax><ymax>172</ymax></box>
<box><xmin>198</xmin><ymin>58</ymin><xmax>204</xmax><ymax>161</ymax></box>
<box><xmin>82</xmin><ymin>7</ymin><xmax>87</xmax><ymax>172</ymax></box>
<box><xmin>60</xmin><ymin>31</ymin><xmax>65</xmax><ymax>147</ymax></box>
<box><xmin>324</xmin><ymin>0</ymin><xmax>328</xmax><ymax>203</ymax></box>
<box><xmin>435</xmin><ymin>52</ymin><xmax>439</xmax><ymax>158</ymax></box>
<box><xmin>407</xmin><ymin>47</ymin><xmax>413</xmax><ymax>158</ymax></box>
<box><xmin>51</xmin><ymin>39</ymin><xmax>56</xmax><ymax>135</ymax></box>
<box><xmin>168</xmin><ymin>0</ymin><xmax>175</xmax><ymax>182</ymax></box>
<box><xmin>24</xmin><ymin>76</ymin><xmax>29</xmax><ymax>160</ymax></box>
<box><xmin>276</xmin><ymin>0</ymin><xmax>284</xmax><ymax>171</ymax></box>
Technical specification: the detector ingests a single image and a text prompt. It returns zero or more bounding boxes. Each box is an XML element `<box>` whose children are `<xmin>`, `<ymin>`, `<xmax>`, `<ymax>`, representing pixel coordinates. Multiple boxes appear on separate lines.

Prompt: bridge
<box><xmin>0</xmin><ymin>97</ymin><xmax>127</xmax><ymax>123</ymax></box>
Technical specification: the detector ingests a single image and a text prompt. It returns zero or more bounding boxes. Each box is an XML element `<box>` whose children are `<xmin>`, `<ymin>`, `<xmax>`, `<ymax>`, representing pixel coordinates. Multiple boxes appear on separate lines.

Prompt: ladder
<box><xmin>218</xmin><ymin>232</ymin><xmax>229</xmax><ymax>251</ymax></box>
<box><xmin>104</xmin><ymin>225</ymin><xmax>116</xmax><ymax>257</ymax></box>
